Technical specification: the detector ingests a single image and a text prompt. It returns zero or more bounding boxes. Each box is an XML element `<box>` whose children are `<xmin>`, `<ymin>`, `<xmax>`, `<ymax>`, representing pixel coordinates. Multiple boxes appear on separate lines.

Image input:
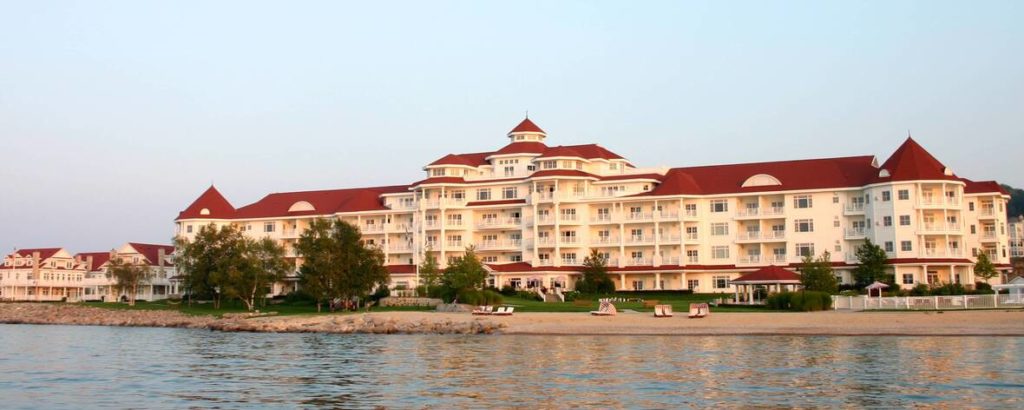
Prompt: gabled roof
<box><xmin>75</xmin><ymin>252</ymin><xmax>112</xmax><ymax>271</ymax></box>
<box><xmin>731</xmin><ymin>266</ymin><xmax>802</xmax><ymax>283</ymax></box>
<box><xmin>177</xmin><ymin>186</ymin><xmax>236</xmax><ymax>220</ymax></box>
<box><xmin>639</xmin><ymin>155</ymin><xmax>878</xmax><ymax>196</ymax></box>
<box><xmin>877</xmin><ymin>137</ymin><xmax>958</xmax><ymax>182</ymax></box>
<box><xmin>528</xmin><ymin>169</ymin><xmax>599</xmax><ymax>179</ymax></box>
<box><xmin>10</xmin><ymin>248</ymin><xmax>63</xmax><ymax>260</ymax></box>
<box><xmin>510</xmin><ymin>118</ymin><xmax>545</xmax><ymax>134</ymax></box>
<box><xmin>427</xmin><ymin>151</ymin><xmax>492</xmax><ymax>167</ymax></box>
<box><xmin>126</xmin><ymin>243</ymin><xmax>175</xmax><ymax>266</ymax></box>
<box><xmin>232</xmin><ymin>185</ymin><xmax>409</xmax><ymax>218</ymax></box>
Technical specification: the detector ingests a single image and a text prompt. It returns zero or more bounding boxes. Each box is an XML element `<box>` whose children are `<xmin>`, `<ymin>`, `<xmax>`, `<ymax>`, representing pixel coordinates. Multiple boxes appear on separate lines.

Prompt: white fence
<box><xmin>833</xmin><ymin>294</ymin><xmax>1024</xmax><ymax>311</ymax></box>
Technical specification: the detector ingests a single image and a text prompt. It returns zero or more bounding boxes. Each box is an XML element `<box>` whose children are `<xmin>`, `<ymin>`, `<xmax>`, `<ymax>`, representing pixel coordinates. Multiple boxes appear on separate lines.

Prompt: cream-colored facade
<box><xmin>1010</xmin><ymin>216</ymin><xmax>1024</xmax><ymax>259</ymax></box>
<box><xmin>175</xmin><ymin>119</ymin><xmax>1013</xmax><ymax>293</ymax></box>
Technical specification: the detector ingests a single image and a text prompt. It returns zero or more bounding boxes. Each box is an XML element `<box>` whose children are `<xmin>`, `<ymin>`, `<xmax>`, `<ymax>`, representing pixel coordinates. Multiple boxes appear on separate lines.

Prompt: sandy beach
<box><xmin>3</xmin><ymin>303</ymin><xmax>1021</xmax><ymax>336</ymax></box>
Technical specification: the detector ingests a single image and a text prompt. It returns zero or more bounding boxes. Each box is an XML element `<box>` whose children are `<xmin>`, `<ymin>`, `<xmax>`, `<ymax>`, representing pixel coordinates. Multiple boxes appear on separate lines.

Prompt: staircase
<box><xmin>544</xmin><ymin>293</ymin><xmax>562</xmax><ymax>303</ymax></box>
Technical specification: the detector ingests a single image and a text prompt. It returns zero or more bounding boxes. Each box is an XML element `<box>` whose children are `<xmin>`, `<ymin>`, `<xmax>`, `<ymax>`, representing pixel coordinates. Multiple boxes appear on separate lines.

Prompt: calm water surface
<box><xmin>0</xmin><ymin>324</ymin><xmax>1021</xmax><ymax>409</ymax></box>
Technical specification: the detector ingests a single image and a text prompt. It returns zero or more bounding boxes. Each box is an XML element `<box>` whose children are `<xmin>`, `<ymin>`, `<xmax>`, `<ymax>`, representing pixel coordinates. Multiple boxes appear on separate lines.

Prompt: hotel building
<box><xmin>0</xmin><ymin>243</ymin><xmax>177</xmax><ymax>302</ymax></box>
<box><xmin>175</xmin><ymin>118</ymin><xmax>1012</xmax><ymax>293</ymax></box>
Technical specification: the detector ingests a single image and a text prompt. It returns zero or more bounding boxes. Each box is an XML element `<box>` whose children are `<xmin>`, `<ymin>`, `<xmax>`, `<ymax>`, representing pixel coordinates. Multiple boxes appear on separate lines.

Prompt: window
<box><xmin>793</xmin><ymin>219</ymin><xmax>814</xmax><ymax>233</ymax></box>
<box><xmin>710</xmin><ymin>200</ymin><xmax>728</xmax><ymax>213</ymax></box>
<box><xmin>476</xmin><ymin>189</ymin><xmax>491</xmax><ymax>201</ymax></box>
<box><xmin>503</xmin><ymin>166</ymin><xmax>515</xmax><ymax>177</ymax></box>
<box><xmin>264</xmin><ymin>222</ymin><xmax>275</xmax><ymax>233</ymax></box>
<box><xmin>902</xmin><ymin>274</ymin><xmax>914</xmax><ymax>285</ymax></box>
<box><xmin>793</xmin><ymin>195</ymin><xmax>813</xmax><ymax>209</ymax></box>
<box><xmin>510</xmin><ymin>254</ymin><xmax>522</xmax><ymax>262</ymax></box>
<box><xmin>901</xmin><ymin>241</ymin><xmax>913</xmax><ymax>252</ymax></box>
<box><xmin>970</xmin><ymin>225</ymin><xmax>976</xmax><ymax>234</ymax></box>
<box><xmin>884</xmin><ymin>241</ymin><xmax>894</xmax><ymax>252</ymax></box>
<box><xmin>687</xmin><ymin>279</ymin><xmax>699</xmax><ymax>290</ymax></box>
<box><xmin>632</xmin><ymin>280</ymin><xmax>644</xmax><ymax>291</ymax></box>
<box><xmin>711</xmin><ymin>223</ymin><xmax>729</xmax><ymax>236</ymax></box>
<box><xmin>502</xmin><ymin>187</ymin><xmax>518</xmax><ymax>199</ymax></box>
<box><xmin>482</xmin><ymin>256</ymin><xmax>498</xmax><ymax>263</ymax></box>
<box><xmin>596</xmin><ymin>208</ymin><xmax>610</xmax><ymax>221</ymax></box>
<box><xmin>561</xmin><ymin>252</ymin><xmax>577</xmax><ymax>264</ymax></box>
<box><xmin>684</xmin><ymin>203</ymin><xmax>697</xmax><ymax>215</ymax></box>
<box><xmin>833</xmin><ymin>219</ymin><xmax>841</xmax><ymax>228</ymax></box>
<box><xmin>712</xmin><ymin>246</ymin><xmax>729</xmax><ymax>259</ymax></box>
<box><xmin>431</xmin><ymin>169</ymin><xmax>445</xmax><ymax>177</ymax></box>
<box><xmin>186</xmin><ymin>225</ymin><xmax>193</xmax><ymax>234</ymax></box>
<box><xmin>898</xmin><ymin>189</ymin><xmax>909</xmax><ymax>200</ymax></box>
<box><xmin>899</xmin><ymin>215</ymin><xmax>911</xmax><ymax>226</ymax></box>
<box><xmin>969</xmin><ymin>202</ymin><xmax>975</xmax><ymax>211</ymax></box>
<box><xmin>883</xmin><ymin>216</ymin><xmax>892</xmax><ymax>227</ymax></box>
<box><xmin>882</xmin><ymin>191</ymin><xmax>891</xmax><ymax>201</ymax></box>
<box><xmin>795</xmin><ymin>243</ymin><xmax>814</xmax><ymax>257</ymax></box>
<box><xmin>686</xmin><ymin>250</ymin><xmax>699</xmax><ymax>263</ymax></box>
<box><xmin>713</xmin><ymin>276</ymin><xmax>730</xmax><ymax>289</ymax></box>
<box><xmin>832</xmin><ymin>195</ymin><xmax>839</xmax><ymax>204</ymax></box>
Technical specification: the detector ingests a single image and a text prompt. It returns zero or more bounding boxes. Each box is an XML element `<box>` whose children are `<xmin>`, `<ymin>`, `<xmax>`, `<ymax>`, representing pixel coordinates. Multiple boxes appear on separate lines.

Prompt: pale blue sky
<box><xmin>1</xmin><ymin>1</ymin><xmax>1021</xmax><ymax>253</ymax></box>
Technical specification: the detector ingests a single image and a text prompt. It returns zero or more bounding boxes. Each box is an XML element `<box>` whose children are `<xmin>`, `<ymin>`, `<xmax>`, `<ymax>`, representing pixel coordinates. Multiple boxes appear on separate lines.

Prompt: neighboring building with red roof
<box><xmin>1</xmin><ymin>243</ymin><xmax>179</xmax><ymax>302</ymax></box>
<box><xmin>175</xmin><ymin>119</ymin><xmax>1013</xmax><ymax>294</ymax></box>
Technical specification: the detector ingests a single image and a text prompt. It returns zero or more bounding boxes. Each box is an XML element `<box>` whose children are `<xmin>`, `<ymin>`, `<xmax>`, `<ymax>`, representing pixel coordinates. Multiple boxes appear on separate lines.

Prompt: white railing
<box><xmin>737</xmin><ymin>256</ymin><xmax>762</xmax><ymax>265</ymax></box>
<box><xmin>833</xmin><ymin>294</ymin><xmax>1023</xmax><ymax>311</ymax></box>
<box><xmin>737</xmin><ymin>231</ymin><xmax>785</xmax><ymax>241</ymax></box>
<box><xmin>658</xmin><ymin>234</ymin><xmax>681</xmax><ymax>242</ymax></box>
<box><xmin>476</xmin><ymin>218</ymin><xmax>521</xmax><ymax>228</ymax></box>
<box><xmin>536</xmin><ymin>215</ymin><xmax>555</xmax><ymax>224</ymax></box>
<box><xmin>387</xmin><ymin>244</ymin><xmax>413</xmax><ymax>253</ymax></box>
<box><xmin>625</xmin><ymin>212</ymin><xmax>654</xmax><ymax>221</ymax></box>
<box><xmin>980</xmin><ymin>232</ymin><xmax>998</xmax><ymax>240</ymax></box>
<box><xmin>625</xmin><ymin>258</ymin><xmax>652</xmax><ymax>266</ymax></box>
<box><xmin>626</xmin><ymin>236</ymin><xmax>654</xmax><ymax>244</ymax></box>
<box><xmin>661</xmin><ymin>256</ymin><xmax>680</xmax><ymax>265</ymax></box>
<box><xmin>559</xmin><ymin>214</ymin><xmax>579</xmax><ymax>222</ymax></box>
<box><xmin>559</xmin><ymin>237</ymin><xmax>580</xmax><ymax>245</ymax></box>
<box><xmin>591</xmin><ymin>237</ymin><xmax>619</xmax><ymax>246</ymax></box>
<box><xmin>423</xmin><ymin>221</ymin><xmax>441</xmax><ymax>229</ymax></box>
<box><xmin>477</xmin><ymin>240</ymin><xmax>522</xmax><ymax>250</ymax></box>
<box><xmin>656</xmin><ymin>211</ymin><xmax>679</xmax><ymax>220</ymax></box>
<box><xmin>590</xmin><ymin>214</ymin><xmax>615</xmax><ymax>223</ymax></box>
<box><xmin>685</xmin><ymin>232</ymin><xmax>699</xmax><ymax>241</ymax></box>
<box><xmin>362</xmin><ymin>224</ymin><xmax>385</xmax><ymax>233</ymax></box>
<box><xmin>683</xmin><ymin>209</ymin><xmax>699</xmax><ymax>218</ymax></box>
<box><xmin>686</xmin><ymin>256</ymin><xmax>699</xmax><ymax>264</ymax></box>
<box><xmin>845</xmin><ymin>203</ymin><xmax>866</xmax><ymax>213</ymax></box>
<box><xmin>445</xmin><ymin>240</ymin><xmax>463</xmax><ymax>248</ymax></box>
<box><xmin>445</xmin><ymin>220</ymin><xmax>464</xmax><ymax>228</ymax></box>
<box><xmin>561</xmin><ymin>259</ymin><xmax>579</xmax><ymax>266</ymax></box>
<box><xmin>535</xmin><ymin>238</ymin><xmax>555</xmax><ymax>247</ymax></box>
<box><xmin>735</xmin><ymin>209</ymin><xmax>761</xmax><ymax>218</ymax></box>
<box><xmin>535</xmin><ymin>259</ymin><xmax>554</xmax><ymax>267</ymax></box>
<box><xmin>979</xmin><ymin>208</ymin><xmax>996</xmax><ymax>217</ymax></box>
<box><xmin>921</xmin><ymin>223</ymin><xmax>961</xmax><ymax>233</ymax></box>
<box><xmin>762</xmin><ymin>207</ymin><xmax>785</xmax><ymax>217</ymax></box>
<box><xmin>844</xmin><ymin>228</ymin><xmax>867</xmax><ymax>238</ymax></box>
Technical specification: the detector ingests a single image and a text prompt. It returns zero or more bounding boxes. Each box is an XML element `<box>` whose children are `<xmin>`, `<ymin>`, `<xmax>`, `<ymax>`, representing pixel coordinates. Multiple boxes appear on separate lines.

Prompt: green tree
<box><xmin>221</xmin><ymin>237</ymin><xmax>290</xmax><ymax>312</ymax></box>
<box><xmin>576</xmin><ymin>249</ymin><xmax>615</xmax><ymax>294</ymax></box>
<box><xmin>108</xmin><ymin>257</ymin><xmax>153</xmax><ymax>306</ymax></box>
<box><xmin>799</xmin><ymin>251</ymin><xmax>838</xmax><ymax>294</ymax></box>
<box><xmin>974</xmin><ymin>252</ymin><xmax>998</xmax><ymax>284</ymax></box>
<box><xmin>174</xmin><ymin>223</ymin><xmax>248</xmax><ymax>308</ymax></box>
<box><xmin>852</xmin><ymin>239</ymin><xmax>890</xmax><ymax>287</ymax></box>
<box><xmin>441</xmin><ymin>246</ymin><xmax>488</xmax><ymax>301</ymax></box>
<box><xmin>419</xmin><ymin>247</ymin><xmax>442</xmax><ymax>289</ymax></box>
<box><xmin>295</xmin><ymin>218</ymin><xmax>389</xmax><ymax>312</ymax></box>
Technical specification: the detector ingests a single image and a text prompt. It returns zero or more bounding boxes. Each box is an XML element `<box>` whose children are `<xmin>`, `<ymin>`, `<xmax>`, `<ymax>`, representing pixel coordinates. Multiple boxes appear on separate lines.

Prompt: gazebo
<box><xmin>993</xmin><ymin>276</ymin><xmax>1024</xmax><ymax>304</ymax></box>
<box><xmin>865</xmin><ymin>281</ymin><xmax>889</xmax><ymax>297</ymax></box>
<box><xmin>731</xmin><ymin>266</ymin><xmax>802</xmax><ymax>305</ymax></box>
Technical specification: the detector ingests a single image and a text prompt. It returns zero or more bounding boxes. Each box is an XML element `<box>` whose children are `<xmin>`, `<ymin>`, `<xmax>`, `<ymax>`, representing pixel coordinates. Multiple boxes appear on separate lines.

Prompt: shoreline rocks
<box><xmin>0</xmin><ymin>303</ymin><xmax>504</xmax><ymax>335</ymax></box>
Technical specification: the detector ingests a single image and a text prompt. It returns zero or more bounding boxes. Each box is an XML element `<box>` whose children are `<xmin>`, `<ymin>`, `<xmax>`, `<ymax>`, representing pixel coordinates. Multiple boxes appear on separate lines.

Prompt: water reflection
<box><xmin>0</xmin><ymin>325</ymin><xmax>1021</xmax><ymax>409</ymax></box>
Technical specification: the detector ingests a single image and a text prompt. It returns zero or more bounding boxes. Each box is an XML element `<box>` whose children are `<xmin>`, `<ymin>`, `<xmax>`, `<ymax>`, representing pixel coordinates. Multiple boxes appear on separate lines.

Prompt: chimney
<box><xmin>32</xmin><ymin>251</ymin><xmax>40</xmax><ymax>278</ymax></box>
<box><xmin>157</xmin><ymin>248</ymin><xmax>165</xmax><ymax>268</ymax></box>
<box><xmin>86</xmin><ymin>255</ymin><xmax>94</xmax><ymax>271</ymax></box>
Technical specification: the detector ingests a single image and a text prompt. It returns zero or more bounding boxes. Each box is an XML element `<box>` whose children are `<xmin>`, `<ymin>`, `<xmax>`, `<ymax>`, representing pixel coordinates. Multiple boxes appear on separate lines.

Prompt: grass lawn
<box><xmin>498</xmin><ymin>292</ymin><xmax>778</xmax><ymax>313</ymax></box>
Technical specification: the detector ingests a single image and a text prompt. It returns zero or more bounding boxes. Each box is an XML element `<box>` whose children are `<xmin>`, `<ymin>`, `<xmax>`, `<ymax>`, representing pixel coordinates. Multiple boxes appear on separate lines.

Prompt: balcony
<box><xmin>919</xmin><ymin>197</ymin><xmax>961</xmax><ymax>208</ymax></box>
<box><xmin>476</xmin><ymin>240</ymin><xmax>522</xmax><ymax>251</ymax></box>
<box><xmin>736</xmin><ymin>231</ymin><xmax>786</xmax><ymax>242</ymax></box>
<box><xmin>536</xmin><ymin>215</ymin><xmax>555</xmax><ymax>225</ymax></box>
<box><xmin>625</xmin><ymin>257</ymin><xmax>652</xmax><ymax>267</ymax></box>
<box><xmin>559</xmin><ymin>214</ymin><xmax>581</xmax><ymax>223</ymax></box>
<box><xmin>423</xmin><ymin>221</ymin><xmax>441</xmax><ymax>230</ymax></box>
<box><xmin>281</xmin><ymin>228</ymin><xmax>300</xmax><ymax>239</ymax></box>
<box><xmin>844</xmin><ymin>203</ymin><xmax>866</xmax><ymax>215</ymax></box>
<box><xmin>919</xmin><ymin>223</ymin><xmax>961</xmax><ymax>234</ymax></box>
<box><xmin>657</xmin><ymin>234</ymin><xmax>681</xmax><ymax>243</ymax></box>
<box><xmin>559</xmin><ymin>237</ymin><xmax>581</xmax><ymax>246</ymax></box>
<box><xmin>684</xmin><ymin>232</ymin><xmax>699</xmax><ymax>241</ymax></box>
<box><xmin>560</xmin><ymin>259</ymin><xmax>580</xmax><ymax>266</ymax></box>
<box><xmin>844</xmin><ymin>228</ymin><xmax>867</xmax><ymax>239</ymax></box>
<box><xmin>921</xmin><ymin>249</ymin><xmax>965</xmax><ymax>258</ymax></box>
<box><xmin>624</xmin><ymin>212</ymin><xmax>655</xmax><ymax>222</ymax></box>
<box><xmin>656</xmin><ymin>211</ymin><xmax>680</xmax><ymax>221</ymax></box>
<box><xmin>660</xmin><ymin>256</ymin><xmax>681</xmax><ymax>265</ymax></box>
<box><xmin>476</xmin><ymin>218</ymin><xmax>521</xmax><ymax>229</ymax></box>
<box><xmin>445</xmin><ymin>220</ymin><xmax>466</xmax><ymax>229</ymax></box>
<box><xmin>535</xmin><ymin>259</ymin><xmax>554</xmax><ymax>267</ymax></box>
<box><xmin>980</xmin><ymin>232</ymin><xmax>998</xmax><ymax>242</ymax></box>
<box><xmin>535</xmin><ymin>237</ymin><xmax>556</xmax><ymax>247</ymax></box>
<box><xmin>682</xmin><ymin>209</ymin><xmax>699</xmax><ymax>219</ymax></box>
<box><xmin>590</xmin><ymin>237</ymin><xmax>619</xmax><ymax>247</ymax></box>
<box><xmin>386</xmin><ymin>244</ymin><xmax>413</xmax><ymax>253</ymax></box>
<box><xmin>445</xmin><ymin>240</ymin><xmax>464</xmax><ymax>249</ymax></box>
<box><xmin>590</xmin><ymin>214</ymin><xmax>616</xmax><ymax>224</ymax></box>
<box><xmin>361</xmin><ymin>224</ymin><xmax>385</xmax><ymax>234</ymax></box>
<box><xmin>737</xmin><ymin>256</ymin><xmax>763</xmax><ymax>265</ymax></box>
<box><xmin>625</xmin><ymin>236</ymin><xmax>655</xmax><ymax>245</ymax></box>
<box><xmin>978</xmin><ymin>208</ymin><xmax>997</xmax><ymax>219</ymax></box>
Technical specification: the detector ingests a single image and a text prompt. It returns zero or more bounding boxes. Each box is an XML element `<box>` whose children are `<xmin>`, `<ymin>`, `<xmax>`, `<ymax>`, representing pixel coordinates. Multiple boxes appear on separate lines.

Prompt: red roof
<box><xmin>600</xmin><ymin>173</ymin><xmax>663</xmax><ymax>182</ymax></box>
<box><xmin>386</xmin><ymin>264</ymin><xmax>416</xmax><ymax>275</ymax></box>
<box><xmin>528</xmin><ymin>169</ymin><xmax>599</xmax><ymax>179</ymax></box>
<box><xmin>427</xmin><ymin>151</ymin><xmax>492</xmax><ymax>167</ymax></box>
<box><xmin>537</xmin><ymin>144</ymin><xmax>624</xmax><ymax>160</ymax></box>
<box><xmin>233</xmin><ymin>185</ymin><xmax>409</xmax><ymax>219</ymax></box>
<box><xmin>492</xmin><ymin>141</ymin><xmax>548</xmax><ymax>156</ymax></box>
<box><xmin>410</xmin><ymin>176</ymin><xmax>467</xmax><ymax>186</ymax></box>
<box><xmin>75</xmin><ymin>252</ymin><xmax>112</xmax><ymax>271</ymax></box>
<box><xmin>177</xmin><ymin>186</ymin><xmax>236</xmax><ymax>220</ymax></box>
<box><xmin>510</xmin><ymin>118</ymin><xmax>545</xmax><ymax>134</ymax></box>
<box><xmin>465</xmin><ymin>199</ymin><xmax>527</xmax><ymax>207</ymax></box>
<box><xmin>961</xmin><ymin>179</ymin><xmax>1008</xmax><ymax>195</ymax></box>
<box><xmin>877</xmin><ymin>137</ymin><xmax>958</xmax><ymax>182</ymax></box>
<box><xmin>127</xmin><ymin>243</ymin><xmax>175</xmax><ymax>266</ymax></box>
<box><xmin>731</xmin><ymin>266</ymin><xmax>802</xmax><ymax>283</ymax></box>
<box><xmin>641</xmin><ymin>155</ymin><xmax>879</xmax><ymax>196</ymax></box>
<box><xmin>10</xmin><ymin>248</ymin><xmax>62</xmax><ymax>260</ymax></box>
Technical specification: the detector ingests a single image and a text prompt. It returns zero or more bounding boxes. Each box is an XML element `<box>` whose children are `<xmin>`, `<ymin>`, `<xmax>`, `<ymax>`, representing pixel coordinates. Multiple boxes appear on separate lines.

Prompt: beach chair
<box><xmin>654</xmin><ymin>304</ymin><xmax>673</xmax><ymax>318</ymax></box>
<box><xmin>590</xmin><ymin>301</ymin><xmax>617</xmax><ymax>316</ymax></box>
<box><xmin>472</xmin><ymin>305</ymin><xmax>493</xmax><ymax>315</ymax></box>
<box><xmin>493</xmin><ymin>306</ymin><xmax>514</xmax><ymax>316</ymax></box>
<box><xmin>688</xmin><ymin>303</ymin><xmax>709</xmax><ymax>319</ymax></box>
<box><xmin>491</xmin><ymin>306</ymin><xmax>506</xmax><ymax>315</ymax></box>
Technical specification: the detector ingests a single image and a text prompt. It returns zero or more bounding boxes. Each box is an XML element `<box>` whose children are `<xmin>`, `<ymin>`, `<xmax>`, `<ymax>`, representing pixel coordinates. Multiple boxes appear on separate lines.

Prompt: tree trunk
<box><xmin>316</xmin><ymin>302</ymin><xmax>322</xmax><ymax>313</ymax></box>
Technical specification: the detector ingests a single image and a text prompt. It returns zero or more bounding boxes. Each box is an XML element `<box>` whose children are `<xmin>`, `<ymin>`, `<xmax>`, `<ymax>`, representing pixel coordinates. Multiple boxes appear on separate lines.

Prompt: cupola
<box><xmin>508</xmin><ymin>117</ymin><xmax>546</xmax><ymax>143</ymax></box>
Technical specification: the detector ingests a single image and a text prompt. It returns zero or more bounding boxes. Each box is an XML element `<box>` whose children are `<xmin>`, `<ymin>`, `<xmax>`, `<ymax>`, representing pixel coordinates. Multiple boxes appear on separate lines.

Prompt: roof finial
<box><xmin>525</xmin><ymin>110</ymin><xmax>529</xmax><ymax>119</ymax></box>
<box><xmin>907</xmin><ymin>129</ymin><xmax>911</xmax><ymax>139</ymax></box>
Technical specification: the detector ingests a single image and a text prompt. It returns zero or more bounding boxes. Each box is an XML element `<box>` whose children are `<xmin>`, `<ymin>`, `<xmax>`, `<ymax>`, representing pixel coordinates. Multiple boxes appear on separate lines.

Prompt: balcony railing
<box><xmin>661</xmin><ymin>256</ymin><xmax>680</xmax><ymax>265</ymax></box>
<box><xmin>445</xmin><ymin>240</ymin><xmax>463</xmax><ymax>248</ymax></box>
<box><xmin>590</xmin><ymin>237</ymin><xmax>619</xmax><ymax>246</ymax></box>
<box><xmin>683</xmin><ymin>209</ymin><xmax>699</xmax><ymax>218</ymax></box>
<box><xmin>626</xmin><ymin>236</ymin><xmax>654</xmax><ymax>245</ymax></box>
<box><xmin>535</xmin><ymin>237</ymin><xmax>556</xmax><ymax>247</ymax></box>
<box><xmin>590</xmin><ymin>214</ymin><xmax>615</xmax><ymax>223</ymax></box>
<box><xmin>536</xmin><ymin>215</ymin><xmax>555</xmax><ymax>224</ymax></box>
<box><xmin>736</xmin><ymin>231</ymin><xmax>786</xmax><ymax>241</ymax></box>
<box><xmin>476</xmin><ymin>218</ymin><xmax>521</xmax><ymax>229</ymax></box>
<box><xmin>685</xmin><ymin>232</ymin><xmax>699</xmax><ymax>241</ymax></box>
<box><xmin>737</xmin><ymin>256</ymin><xmax>762</xmax><ymax>265</ymax></box>
<box><xmin>535</xmin><ymin>259</ymin><xmax>554</xmax><ymax>267</ymax></box>
<box><xmin>625</xmin><ymin>212</ymin><xmax>654</xmax><ymax>221</ymax></box>
<box><xmin>476</xmin><ymin>240</ymin><xmax>522</xmax><ymax>250</ymax></box>
<box><xmin>656</xmin><ymin>211</ymin><xmax>679</xmax><ymax>220</ymax></box>
<box><xmin>978</xmin><ymin>208</ymin><xmax>996</xmax><ymax>217</ymax></box>
<box><xmin>559</xmin><ymin>214</ymin><xmax>579</xmax><ymax>222</ymax></box>
<box><xmin>920</xmin><ymin>197</ymin><xmax>961</xmax><ymax>207</ymax></box>
<box><xmin>980</xmin><ymin>232</ymin><xmax>998</xmax><ymax>241</ymax></box>
<box><xmin>362</xmin><ymin>224</ymin><xmax>385</xmax><ymax>233</ymax></box>
<box><xmin>920</xmin><ymin>223</ymin><xmax>961</xmax><ymax>233</ymax></box>
<box><xmin>559</xmin><ymin>237</ymin><xmax>580</xmax><ymax>245</ymax></box>
<box><xmin>844</xmin><ymin>228</ymin><xmax>867</xmax><ymax>238</ymax></box>
<box><xmin>387</xmin><ymin>244</ymin><xmax>413</xmax><ymax>253</ymax></box>
<box><xmin>845</xmin><ymin>203</ymin><xmax>866</xmax><ymax>213</ymax></box>
<box><xmin>625</xmin><ymin>257</ymin><xmax>652</xmax><ymax>266</ymax></box>
<box><xmin>658</xmin><ymin>234</ymin><xmax>681</xmax><ymax>242</ymax></box>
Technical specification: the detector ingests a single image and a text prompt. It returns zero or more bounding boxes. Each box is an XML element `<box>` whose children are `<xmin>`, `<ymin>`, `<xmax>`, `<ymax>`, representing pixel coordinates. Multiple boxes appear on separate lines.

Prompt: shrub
<box><xmin>455</xmin><ymin>289</ymin><xmax>504</xmax><ymax>306</ymax></box>
<box><xmin>910</xmin><ymin>283</ymin><xmax>930</xmax><ymax>296</ymax></box>
<box><xmin>499</xmin><ymin>285</ymin><xmax>517</xmax><ymax>297</ymax></box>
<box><xmin>369</xmin><ymin>286</ymin><xmax>390</xmax><ymax>302</ymax></box>
<box><xmin>562</xmin><ymin>290</ymin><xmax>580</xmax><ymax>302</ymax></box>
<box><xmin>766</xmin><ymin>291</ymin><xmax>832</xmax><ymax>311</ymax></box>
<box><xmin>838</xmin><ymin>290</ymin><xmax>860</xmax><ymax>297</ymax></box>
<box><xmin>283</xmin><ymin>290</ymin><xmax>315</xmax><ymax>304</ymax></box>
<box><xmin>516</xmin><ymin>290</ymin><xmax>543</xmax><ymax>301</ymax></box>
<box><xmin>930</xmin><ymin>283</ymin><xmax>966</xmax><ymax>296</ymax></box>
<box><xmin>974</xmin><ymin>282</ymin><xmax>994</xmax><ymax>294</ymax></box>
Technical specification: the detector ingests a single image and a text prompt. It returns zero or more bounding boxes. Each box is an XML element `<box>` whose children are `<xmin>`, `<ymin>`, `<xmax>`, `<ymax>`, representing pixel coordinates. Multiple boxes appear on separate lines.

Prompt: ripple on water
<box><xmin>0</xmin><ymin>325</ymin><xmax>1022</xmax><ymax>409</ymax></box>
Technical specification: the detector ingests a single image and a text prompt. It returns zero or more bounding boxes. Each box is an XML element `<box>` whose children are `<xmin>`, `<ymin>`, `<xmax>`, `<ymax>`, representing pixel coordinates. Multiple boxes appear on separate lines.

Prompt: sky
<box><xmin>1</xmin><ymin>0</ymin><xmax>1022</xmax><ymax>253</ymax></box>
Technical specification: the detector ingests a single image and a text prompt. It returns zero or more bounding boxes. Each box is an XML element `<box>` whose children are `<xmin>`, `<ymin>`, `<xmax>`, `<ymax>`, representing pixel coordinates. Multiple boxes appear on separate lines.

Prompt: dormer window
<box><xmin>541</xmin><ymin>160</ymin><xmax>557</xmax><ymax>169</ymax></box>
<box><xmin>431</xmin><ymin>169</ymin><xmax>445</xmax><ymax>177</ymax></box>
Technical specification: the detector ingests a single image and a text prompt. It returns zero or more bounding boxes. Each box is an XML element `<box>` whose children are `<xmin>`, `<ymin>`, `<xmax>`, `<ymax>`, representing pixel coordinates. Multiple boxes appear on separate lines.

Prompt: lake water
<box><xmin>1</xmin><ymin>325</ymin><xmax>1022</xmax><ymax>409</ymax></box>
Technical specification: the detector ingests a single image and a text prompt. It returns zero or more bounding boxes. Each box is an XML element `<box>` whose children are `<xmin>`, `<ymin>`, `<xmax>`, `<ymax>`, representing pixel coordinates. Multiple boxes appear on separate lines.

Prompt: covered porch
<box><xmin>730</xmin><ymin>266</ymin><xmax>802</xmax><ymax>305</ymax></box>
